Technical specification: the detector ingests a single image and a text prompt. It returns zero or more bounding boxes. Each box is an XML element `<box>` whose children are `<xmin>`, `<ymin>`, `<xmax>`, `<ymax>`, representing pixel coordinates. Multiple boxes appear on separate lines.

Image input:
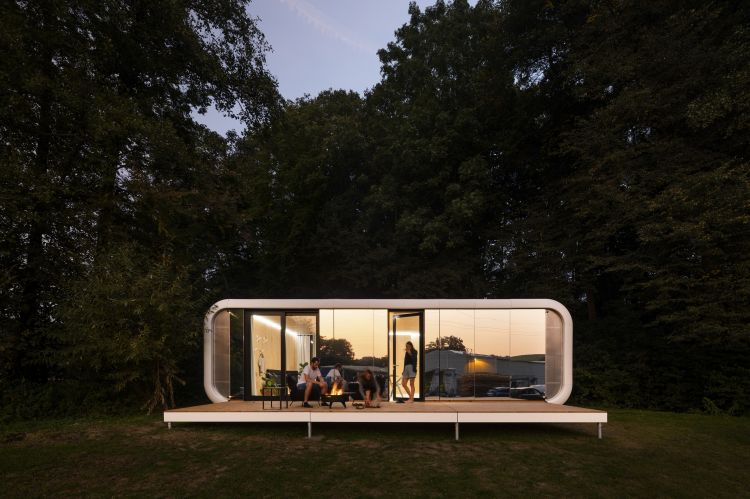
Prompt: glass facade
<box><xmin>213</xmin><ymin>309</ymin><xmax>230</xmax><ymax>399</ymax></box>
<box><xmin>475</xmin><ymin>309</ymin><xmax>511</xmax><ymax>398</ymax></box>
<box><xmin>423</xmin><ymin>309</ymin><xmax>547</xmax><ymax>399</ymax></box>
<box><xmin>509</xmin><ymin>309</ymin><xmax>546</xmax><ymax>394</ymax></box>
<box><xmin>229</xmin><ymin>310</ymin><xmax>244</xmax><ymax>398</ymax></box>
<box><xmin>212</xmin><ymin>309</ymin><xmax>243</xmax><ymax>399</ymax></box>
<box><xmin>250</xmin><ymin>314</ymin><xmax>282</xmax><ymax>396</ymax></box>
<box><xmin>441</xmin><ymin>309</ymin><xmax>476</xmax><ymax>397</ymax></box>
<box><xmin>544</xmin><ymin>310</ymin><xmax>564</xmax><ymax>400</ymax></box>
<box><xmin>285</xmin><ymin>314</ymin><xmax>316</xmax><ymax>376</ymax></box>
<box><xmin>424</xmin><ymin>310</ymin><xmax>441</xmax><ymax>398</ymax></box>
<box><xmin>209</xmin><ymin>304</ymin><xmax>564</xmax><ymax>403</ymax></box>
<box><xmin>319</xmin><ymin>309</ymin><xmax>388</xmax><ymax>397</ymax></box>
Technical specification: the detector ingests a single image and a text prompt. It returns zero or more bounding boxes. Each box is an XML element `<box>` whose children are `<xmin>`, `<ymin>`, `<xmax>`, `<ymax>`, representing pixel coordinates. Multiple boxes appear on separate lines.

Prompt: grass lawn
<box><xmin>1</xmin><ymin>409</ymin><xmax>747</xmax><ymax>498</ymax></box>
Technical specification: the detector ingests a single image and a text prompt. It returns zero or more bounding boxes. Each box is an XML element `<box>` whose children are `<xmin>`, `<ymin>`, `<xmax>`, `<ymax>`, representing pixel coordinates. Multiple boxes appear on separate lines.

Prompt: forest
<box><xmin>1</xmin><ymin>0</ymin><xmax>748</xmax><ymax>419</ymax></box>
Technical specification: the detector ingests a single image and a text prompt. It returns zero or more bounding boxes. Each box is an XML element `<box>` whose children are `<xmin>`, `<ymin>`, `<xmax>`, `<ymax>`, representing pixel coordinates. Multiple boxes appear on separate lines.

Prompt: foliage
<box><xmin>318</xmin><ymin>337</ymin><xmax>355</xmax><ymax>365</ymax></box>
<box><xmin>0</xmin><ymin>0</ymin><xmax>277</xmax><ymax>414</ymax></box>
<box><xmin>60</xmin><ymin>244</ymin><xmax>202</xmax><ymax>413</ymax></box>
<box><xmin>426</xmin><ymin>335</ymin><xmax>467</xmax><ymax>353</ymax></box>
<box><xmin>498</xmin><ymin>0</ymin><xmax>750</xmax><ymax>412</ymax></box>
<box><xmin>2</xmin><ymin>0</ymin><xmax>748</xmax><ymax>416</ymax></box>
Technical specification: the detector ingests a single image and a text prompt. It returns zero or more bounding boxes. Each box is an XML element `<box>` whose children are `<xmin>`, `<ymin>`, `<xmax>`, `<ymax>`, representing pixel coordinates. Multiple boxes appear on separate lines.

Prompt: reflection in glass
<box><xmin>423</xmin><ymin>309</ymin><xmax>554</xmax><ymax>399</ymax></box>
<box><xmin>437</xmin><ymin>310</ymin><xmax>475</xmax><ymax>398</ymax></box>
<box><xmin>424</xmin><ymin>310</ymin><xmax>440</xmax><ymax>399</ymax></box>
<box><xmin>251</xmin><ymin>314</ymin><xmax>282</xmax><ymax>396</ymax></box>
<box><xmin>221</xmin><ymin>306</ymin><xmax>560</xmax><ymax>401</ymax></box>
<box><xmin>319</xmin><ymin>309</ymin><xmax>388</xmax><ymax>396</ymax></box>
<box><xmin>474</xmin><ymin>310</ymin><xmax>511</xmax><ymax>398</ymax></box>
<box><xmin>509</xmin><ymin>310</ymin><xmax>546</xmax><ymax>396</ymax></box>
<box><xmin>372</xmin><ymin>310</ymin><xmax>388</xmax><ymax>369</ymax></box>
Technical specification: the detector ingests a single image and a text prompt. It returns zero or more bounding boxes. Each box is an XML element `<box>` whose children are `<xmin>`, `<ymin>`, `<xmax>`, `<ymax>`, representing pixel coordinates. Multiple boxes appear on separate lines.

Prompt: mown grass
<box><xmin>1</xmin><ymin>409</ymin><xmax>748</xmax><ymax>498</ymax></box>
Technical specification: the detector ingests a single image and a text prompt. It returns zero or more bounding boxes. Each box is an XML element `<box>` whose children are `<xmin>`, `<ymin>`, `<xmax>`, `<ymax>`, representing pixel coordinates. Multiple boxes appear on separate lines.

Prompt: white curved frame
<box><xmin>204</xmin><ymin>299</ymin><xmax>573</xmax><ymax>405</ymax></box>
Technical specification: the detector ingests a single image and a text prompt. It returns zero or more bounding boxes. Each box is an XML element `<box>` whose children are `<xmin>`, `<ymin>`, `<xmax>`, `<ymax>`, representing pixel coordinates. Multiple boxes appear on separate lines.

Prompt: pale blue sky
<box><xmin>193</xmin><ymin>0</ymin><xmax>440</xmax><ymax>135</ymax></box>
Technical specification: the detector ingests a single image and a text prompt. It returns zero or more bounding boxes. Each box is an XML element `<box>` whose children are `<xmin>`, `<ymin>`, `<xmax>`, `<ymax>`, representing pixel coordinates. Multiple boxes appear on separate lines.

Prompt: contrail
<box><xmin>278</xmin><ymin>0</ymin><xmax>378</xmax><ymax>54</ymax></box>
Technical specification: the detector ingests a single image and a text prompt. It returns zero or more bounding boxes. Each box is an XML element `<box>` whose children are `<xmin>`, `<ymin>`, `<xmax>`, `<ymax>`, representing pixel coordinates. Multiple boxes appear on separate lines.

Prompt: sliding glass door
<box><xmin>243</xmin><ymin>311</ymin><xmax>317</xmax><ymax>399</ymax></box>
<box><xmin>248</xmin><ymin>313</ymin><xmax>282</xmax><ymax>397</ymax></box>
<box><xmin>389</xmin><ymin>312</ymin><xmax>424</xmax><ymax>401</ymax></box>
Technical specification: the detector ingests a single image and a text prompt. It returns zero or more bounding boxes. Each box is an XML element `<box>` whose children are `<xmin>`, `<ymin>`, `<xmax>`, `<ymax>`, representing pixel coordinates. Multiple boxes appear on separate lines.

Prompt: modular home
<box><xmin>166</xmin><ymin>299</ymin><xmax>607</xmax><ymax>439</ymax></box>
<box><xmin>205</xmin><ymin>299</ymin><xmax>571</xmax><ymax>404</ymax></box>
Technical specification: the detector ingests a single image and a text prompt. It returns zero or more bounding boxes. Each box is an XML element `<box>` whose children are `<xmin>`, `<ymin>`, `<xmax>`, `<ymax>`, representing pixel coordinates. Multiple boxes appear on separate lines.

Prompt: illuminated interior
<box><xmin>208</xmin><ymin>301</ymin><xmax>568</xmax><ymax>403</ymax></box>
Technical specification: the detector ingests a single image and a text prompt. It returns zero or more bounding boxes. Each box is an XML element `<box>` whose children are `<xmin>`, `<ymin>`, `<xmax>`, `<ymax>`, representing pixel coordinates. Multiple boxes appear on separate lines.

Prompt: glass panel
<box><xmin>475</xmin><ymin>310</ymin><xmax>511</xmax><ymax>398</ymax></box>
<box><xmin>250</xmin><ymin>314</ymin><xmax>282</xmax><ymax>396</ymax></box>
<box><xmin>229</xmin><ymin>309</ymin><xmax>244</xmax><ymax>398</ymax></box>
<box><xmin>213</xmin><ymin>310</ymin><xmax>230</xmax><ymax>399</ymax></box>
<box><xmin>438</xmin><ymin>310</ymin><xmax>475</xmax><ymax>398</ymax></box>
<box><xmin>424</xmin><ymin>310</ymin><xmax>441</xmax><ymax>399</ymax></box>
<box><xmin>509</xmin><ymin>309</ymin><xmax>546</xmax><ymax>399</ymax></box>
<box><xmin>390</xmin><ymin>313</ymin><xmax>421</xmax><ymax>400</ymax></box>
<box><xmin>545</xmin><ymin>310</ymin><xmax>563</xmax><ymax>400</ymax></box>
<box><xmin>372</xmin><ymin>310</ymin><xmax>388</xmax><ymax>372</ymax></box>
<box><xmin>285</xmin><ymin>314</ymin><xmax>317</xmax><ymax>377</ymax></box>
<box><xmin>319</xmin><ymin>309</ymin><xmax>388</xmax><ymax>397</ymax></box>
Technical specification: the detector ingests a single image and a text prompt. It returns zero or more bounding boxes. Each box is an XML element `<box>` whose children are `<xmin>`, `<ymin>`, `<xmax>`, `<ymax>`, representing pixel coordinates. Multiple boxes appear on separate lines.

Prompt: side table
<box><xmin>261</xmin><ymin>385</ymin><xmax>289</xmax><ymax>410</ymax></box>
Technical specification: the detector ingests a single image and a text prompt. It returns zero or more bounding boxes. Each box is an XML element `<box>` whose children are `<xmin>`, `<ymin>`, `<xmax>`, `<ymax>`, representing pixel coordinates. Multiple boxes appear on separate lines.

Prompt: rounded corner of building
<box><xmin>545</xmin><ymin>383</ymin><xmax>572</xmax><ymax>405</ymax></box>
<box><xmin>204</xmin><ymin>379</ymin><xmax>229</xmax><ymax>404</ymax></box>
<box><xmin>544</xmin><ymin>299</ymin><xmax>573</xmax><ymax>322</ymax></box>
<box><xmin>203</xmin><ymin>303</ymin><xmax>231</xmax><ymax>404</ymax></box>
<box><xmin>205</xmin><ymin>300</ymin><xmax>231</xmax><ymax>319</ymax></box>
<box><xmin>543</xmin><ymin>298</ymin><xmax>573</xmax><ymax>405</ymax></box>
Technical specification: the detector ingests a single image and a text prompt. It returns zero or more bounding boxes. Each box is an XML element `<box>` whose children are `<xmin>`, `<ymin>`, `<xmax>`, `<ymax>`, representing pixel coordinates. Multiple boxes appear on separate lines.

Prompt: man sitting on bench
<box><xmin>298</xmin><ymin>357</ymin><xmax>328</xmax><ymax>408</ymax></box>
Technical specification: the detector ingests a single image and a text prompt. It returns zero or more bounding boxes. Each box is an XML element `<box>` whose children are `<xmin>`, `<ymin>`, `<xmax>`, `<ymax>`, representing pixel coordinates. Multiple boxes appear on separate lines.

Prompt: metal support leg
<box><xmin>597</xmin><ymin>423</ymin><xmax>602</xmax><ymax>439</ymax></box>
<box><xmin>455</xmin><ymin>422</ymin><xmax>459</xmax><ymax>441</ymax></box>
<box><xmin>167</xmin><ymin>422</ymin><xmax>172</xmax><ymax>430</ymax></box>
<box><xmin>307</xmin><ymin>422</ymin><xmax>312</xmax><ymax>439</ymax></box>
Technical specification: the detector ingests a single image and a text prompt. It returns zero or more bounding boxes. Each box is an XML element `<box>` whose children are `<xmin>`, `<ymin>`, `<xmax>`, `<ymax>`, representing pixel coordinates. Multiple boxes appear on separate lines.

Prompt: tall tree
<box><xmin>500</xmin><ymin>0</ymin><xmax>750</xmax><ymax>411</ymax></box>
<box><xmin>227</xmin><ymin>90</ymin><xmax>374</xmax><ymax>296</ymax></box>
<box><xmin>364</xmin><ymin>0</ymin><xmax>521</xmax><ymax>297</ymax></box>
<box><xmin>0</xmin><ymin>0</ymin><xmax>278</xmax><ymax>413</ymax></box>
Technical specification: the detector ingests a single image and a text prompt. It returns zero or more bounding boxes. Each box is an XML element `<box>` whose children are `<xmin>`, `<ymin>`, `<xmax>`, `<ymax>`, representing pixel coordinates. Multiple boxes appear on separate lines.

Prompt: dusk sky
<box><xmin>193</xmin><ymin>0</ymin><xmax>448</xmax><ymax>135</ymax></box>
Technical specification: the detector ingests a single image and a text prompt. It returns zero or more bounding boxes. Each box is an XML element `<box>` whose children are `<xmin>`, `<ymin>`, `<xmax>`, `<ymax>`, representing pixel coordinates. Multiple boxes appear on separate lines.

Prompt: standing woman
<box><xmin>401</xmin><ymin>341</ymin><xmax>418</xmax><ymax>403</ymax></box>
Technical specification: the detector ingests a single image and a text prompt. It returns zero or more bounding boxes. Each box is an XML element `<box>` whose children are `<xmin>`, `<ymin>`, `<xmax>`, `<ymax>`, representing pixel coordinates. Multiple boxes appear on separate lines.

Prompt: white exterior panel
<box><xmin>164</xmin><ymin>411</ymin><xmax>310</xmax><ymax>423</ymax></box>
<box><xmin>457</xmin><ymin>412</ymin><xmax>606</xmax><ymax>423</ymax></box>
<box><xmin>309</xmin><ymin>411</ymin><xmax>456</xmax><ymax>423</ymax></box>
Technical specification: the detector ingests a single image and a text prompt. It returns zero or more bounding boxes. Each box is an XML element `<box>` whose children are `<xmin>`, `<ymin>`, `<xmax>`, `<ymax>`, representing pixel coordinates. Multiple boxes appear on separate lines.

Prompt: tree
<box><xmin>0</xmin><ymin>0</ymin><xmax>278</xmax><ymax>414</ymax></box>
<box><xmin>499</xmin><ymin>0</ymin><xmax>750</xmax><ymax>411</ymax></box>
<box><xmin>363</xmin><ymin>0</ymin><xmax>511</xmax><ymax>297</ymax></box>
<box><xmin>318</xmin><ymin>337</ymin><xmax>355</xmax><ymax>365</ymax></box>
<box><xmin>426</xmin><ymin>336</ymin><xmax>467</xmax><ymax>353</ymax></box>
<box><xmin>227</xmin><ymin>90</ymin><xmax>373</xmax><ymax>297</ymax></box>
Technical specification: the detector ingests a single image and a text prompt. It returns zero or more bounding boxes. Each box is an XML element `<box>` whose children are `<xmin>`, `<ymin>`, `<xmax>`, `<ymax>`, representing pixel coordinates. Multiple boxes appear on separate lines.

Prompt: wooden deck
<box><xmin>164</xmin><ymin>400</ymin><xmax>607</xmax><ymax>439</ymax></box>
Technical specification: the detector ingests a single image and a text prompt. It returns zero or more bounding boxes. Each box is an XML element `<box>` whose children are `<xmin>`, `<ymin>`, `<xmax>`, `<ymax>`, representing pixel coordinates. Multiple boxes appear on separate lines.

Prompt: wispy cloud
<box><xmin>278</xmin><ymin>0</ymin><xmax>378</xmax><ymax>54</ymax></box>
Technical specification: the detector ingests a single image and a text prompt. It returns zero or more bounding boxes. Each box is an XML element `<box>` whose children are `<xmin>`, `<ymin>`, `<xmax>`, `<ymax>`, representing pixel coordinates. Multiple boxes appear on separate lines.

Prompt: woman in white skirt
<box><xmin>401</xmin><ymin>341</ymin><xmax>418</xmax><ymax>403</ymax></box>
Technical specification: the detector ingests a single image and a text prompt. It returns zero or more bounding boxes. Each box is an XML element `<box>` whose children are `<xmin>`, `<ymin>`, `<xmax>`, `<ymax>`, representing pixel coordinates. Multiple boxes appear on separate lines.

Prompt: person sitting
<box><xmin>297</xmin><ymin>357</ymin><xmax>328</xmax><ymax>408</ymax></box>
<box><xmin>326</xmin><ymin>362</ymin><xmax>348</xmax><ymax>393</ymax></box>
<box><xmin>358</xmin><ymin>369</ymin><xmax>382</xmax><ymax>408</ymax></box>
